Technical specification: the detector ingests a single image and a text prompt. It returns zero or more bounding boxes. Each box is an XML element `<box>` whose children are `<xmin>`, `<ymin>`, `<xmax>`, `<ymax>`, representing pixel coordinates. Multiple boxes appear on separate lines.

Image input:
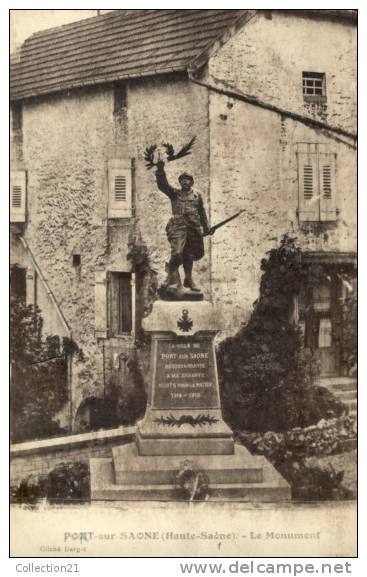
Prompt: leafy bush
<box><xmin>10</xmin><ymin>474</ymin><xmax>48</xmax><ymax>506</ymax></box>
<box><xmin>217</xmin><ymin>235</ymin><xmax>344</xmax><ymax>432</ymax></box>
<box><xmin>237</xmin><ymin>415</ymin><xmax>356</xmax><ymax>501</ymax></box>
<box><xmin>75</xmin><ymin>353</ymin><xmax>147</xmax><ymax>432</ymax></box>
<box><xmin>116</xmin><ymin>355</ymin><xmax>147</xmax><ymax>426</ymax></box>
<box><xmin>337</xmin><ymin>292</ymin><xmax>357</xmax><ymax>376</ymax></box>
<box><xmin>10</xmin><ymin>266</ymin><xmax>82</xmax><ymax>443</ymax></box>
<box><xmin>47</xmin><ymin>462</ymin><xmax>90</xmax><ymax>503</ymax></box>
<box><xmin>237</xmin><ymin>415</ymin><xmax>357</xmax><ymax>466</ymax></box>
<box><xmin>11</xmin><ymin>462</ymin><xmax>90</xmax><ymax>505</ymax></box>
<box><xmin>277</xmin><ymin>461</ymin><xmax>352</xmax><ymax>501</ymax></box>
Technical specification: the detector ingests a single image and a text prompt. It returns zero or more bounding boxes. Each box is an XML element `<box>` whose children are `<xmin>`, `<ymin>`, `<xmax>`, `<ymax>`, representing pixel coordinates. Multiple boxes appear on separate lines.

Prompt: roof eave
<box><xmin>10</xmin><ymin>66</ymin><xmax>188</xmax><ymax>102</ymax></box>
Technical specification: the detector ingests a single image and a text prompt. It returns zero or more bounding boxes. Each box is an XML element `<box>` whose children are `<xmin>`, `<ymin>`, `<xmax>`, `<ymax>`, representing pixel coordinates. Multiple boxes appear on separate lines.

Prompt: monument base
<box><xmin>90</xmin><ymin>442</ymin><xmax>290</xmax><ymax>501</ymax></box>
<box><xmin>136</xmin><ymin>408</ymin><xmax>234</xmax><ymax>455</ymax></box>
<box><xmin>89</xmin><ymin>300</ymin><xmax>291</xmax><ymax>502</ymax></box>
<box><xmin>158</xmin><ymin>285</ymin><xmax>204</xmax><ymax>301</ymax></box>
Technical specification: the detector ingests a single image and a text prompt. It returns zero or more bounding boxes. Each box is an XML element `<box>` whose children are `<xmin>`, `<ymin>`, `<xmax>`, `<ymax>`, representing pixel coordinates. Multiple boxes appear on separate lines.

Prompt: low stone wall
<box><xmin>10</xmin><ymin>426</ymin><xmax>136</xmax><ymax>483</ymax></box>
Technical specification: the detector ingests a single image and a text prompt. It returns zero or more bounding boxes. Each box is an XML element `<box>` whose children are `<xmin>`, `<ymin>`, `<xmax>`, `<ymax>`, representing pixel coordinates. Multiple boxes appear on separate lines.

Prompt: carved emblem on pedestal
<box><xmin>177</xmin><ymin>308</ymin><xmax>193</xmax><ymax>332</ymax></box>
<box><xmin>153</xmin><ymin>414</ymin><xmax>219</xmax><ymax>427</ymax></box>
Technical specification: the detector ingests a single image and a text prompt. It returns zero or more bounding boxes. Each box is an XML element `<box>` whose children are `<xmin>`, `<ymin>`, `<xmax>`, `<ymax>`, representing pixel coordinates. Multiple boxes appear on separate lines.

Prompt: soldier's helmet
<box><xmin>178</xmin><ymin>172</ymin><xmax>194</xmax><ymax>185</ymax></box>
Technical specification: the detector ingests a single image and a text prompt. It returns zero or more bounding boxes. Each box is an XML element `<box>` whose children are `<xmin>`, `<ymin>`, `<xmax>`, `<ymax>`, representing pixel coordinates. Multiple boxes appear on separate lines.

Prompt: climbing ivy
<box><xmin>127</xmin><ymin>231</ymin><xmax>157</xmax><ymax>348</ymax></box>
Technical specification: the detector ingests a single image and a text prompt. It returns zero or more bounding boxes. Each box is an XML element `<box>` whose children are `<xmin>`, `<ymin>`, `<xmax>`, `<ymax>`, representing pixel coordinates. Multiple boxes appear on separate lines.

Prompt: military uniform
<box><xmin>155</xmin><ymin>165</ymin><xmax>210</xmax><ymax>265</ymax></box>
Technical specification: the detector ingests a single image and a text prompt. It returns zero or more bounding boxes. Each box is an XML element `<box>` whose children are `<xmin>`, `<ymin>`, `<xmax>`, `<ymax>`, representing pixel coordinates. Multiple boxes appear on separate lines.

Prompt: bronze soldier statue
<box><xmin>155</xmin><ymin>160</ymin><xmax>213</xmax><ymax>296</ymax></box>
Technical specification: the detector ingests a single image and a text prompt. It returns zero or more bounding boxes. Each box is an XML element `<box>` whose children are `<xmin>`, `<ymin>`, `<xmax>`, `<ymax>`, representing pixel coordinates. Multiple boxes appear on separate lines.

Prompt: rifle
<box><xmin>204</xmin><ymin>209</ymin><xmax>245</xmax><ymax>236</ymax></box>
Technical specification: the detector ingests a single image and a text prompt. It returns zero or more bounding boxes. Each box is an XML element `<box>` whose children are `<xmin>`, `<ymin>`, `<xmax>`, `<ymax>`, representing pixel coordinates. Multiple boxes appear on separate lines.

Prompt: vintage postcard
<box><xmin>10</xmin><ymin>9</ymin><xmax>357</xmax><ymax>558</ymax></box>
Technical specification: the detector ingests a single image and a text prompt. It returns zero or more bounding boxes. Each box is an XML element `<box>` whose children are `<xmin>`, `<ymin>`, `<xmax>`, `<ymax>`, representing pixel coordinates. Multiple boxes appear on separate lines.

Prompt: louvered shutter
<box><xmin>297</xmin><ymin>144</ymin><xmax>318</xmax><ymax>221</ymax></box>
<box><xmin>95</xmin><ymin>270</ymin><xmax>108</xmax><ymax>338</ymax></box>
<box><xmin>319</xmin><ymin>150</ymin><xmax>337</xmax><ymax>221</ymax></box>
<box><xmin>108</xmin><ymin>159</ymin><xmax>132</xmax><ymax>218</ymax></box>
<box><xmin>10</xmin><ymin>170</ymin><xmax>26</xmax><ymax>223</ymax></box>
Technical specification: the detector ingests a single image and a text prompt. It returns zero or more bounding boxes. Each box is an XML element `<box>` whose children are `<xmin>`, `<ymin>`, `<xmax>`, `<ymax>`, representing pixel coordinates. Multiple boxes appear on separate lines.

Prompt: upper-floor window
<box><xmin>302</xmin><ymin>72</ymin><xmax>326</xmax><ymax>103</ymax></box>
<box><xmin>12</xmin><ymin>102</ymin><xmax>23</xmax><ymax>131</ymax></box>
<box><xmin>107</xmin><ymin>158</ymin><xmax>132</xmax><ymax>218</ymax></box>
<box><xmin>113</xmin><ymin>83</ymin><xmax>127</xmax><ymax>118</ymax></box>
<box><xmin>11</xmin><ymin>103</ymin><xmax>23</xmax><ymax>161</ymax></box>
<box><xmin>296</xmin><ymin>143</ymin><xmax>337</xmax><ymax>223</ymax></box>
<box><xmin>10</xmin><ymin>170</ymin><xmax>27</xmax><ymax>223</ymax></box>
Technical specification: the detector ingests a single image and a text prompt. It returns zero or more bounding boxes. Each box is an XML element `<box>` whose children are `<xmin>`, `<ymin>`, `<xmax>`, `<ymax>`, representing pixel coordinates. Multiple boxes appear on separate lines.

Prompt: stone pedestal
<box><xmin>90</xmin><ymin>300</ymin><xmax>290</xmax><ymax>501</ymax></box>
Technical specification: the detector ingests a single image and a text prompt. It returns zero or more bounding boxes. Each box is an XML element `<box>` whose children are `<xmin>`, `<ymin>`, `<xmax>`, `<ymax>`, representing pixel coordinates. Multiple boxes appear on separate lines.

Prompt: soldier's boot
<box><xmin>167</xmin><ymin>263</ymin><xmax>182</xmax><ymax>290</ymax></box>
<box><xmin>183</xmin><ymin>277</ymin><xmax>201</xmax><ymax>292</ymax></box>
<box><xmin>183</xmin><ymin>257</ymin><xmax>201</xmax><ymax>292</ymax></box>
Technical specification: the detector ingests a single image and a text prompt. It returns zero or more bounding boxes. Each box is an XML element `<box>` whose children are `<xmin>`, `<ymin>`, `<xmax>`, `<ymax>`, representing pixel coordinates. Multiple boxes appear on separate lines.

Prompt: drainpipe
<box><xmin>19</xmin><ymin>236</ymin><xmax>71</xmax><ymax>336</ymax></box>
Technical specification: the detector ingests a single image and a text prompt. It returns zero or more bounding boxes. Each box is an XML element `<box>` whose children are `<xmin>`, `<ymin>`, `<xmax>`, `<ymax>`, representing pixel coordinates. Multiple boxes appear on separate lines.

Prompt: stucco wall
<box><xmin>10</xmin><ymin>234</ymin><xmax>68</xmax><ymax>338</ymax></box>
<box><xmin>21</xmin><ymin>86</ymin><xmax>116</xmax><ymax>416</ymax></box>
<box><xmin>204</xmin><ymin>12</ymin><xmax>356</xmax><ymax>334</ymax></box>
<box><xmin>207</xmin><ymin>11</ymin><xmax>356</xmax><ymax>134</ymax></box>
<box><xmin>208</xmin><ymin>93</ymin><xmax>356</xmax><ymax>334</ymax></box>
<box><xmin>17</xmin><ymin>76</ymin><xmax>210</xmax><ymax>421</ymax></box>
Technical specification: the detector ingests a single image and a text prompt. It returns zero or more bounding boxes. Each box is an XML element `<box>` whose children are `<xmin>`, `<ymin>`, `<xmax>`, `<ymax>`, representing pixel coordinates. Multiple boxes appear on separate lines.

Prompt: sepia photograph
<box><xmin>9</xmin><ymin>8</ymin><xmax>357</xmax><ymax>559</ymax></box>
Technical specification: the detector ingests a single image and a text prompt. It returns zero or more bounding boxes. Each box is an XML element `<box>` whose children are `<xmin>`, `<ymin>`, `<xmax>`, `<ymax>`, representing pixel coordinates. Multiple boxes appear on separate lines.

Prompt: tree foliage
<box><xmin>217</xmin><ymin>235</ymin><xmax>344</xmax><ymax>432</ymax></box>
<box><xmin>10</xmin><ymin>267</ymin><xmax>81</xmax><ymax>443</ymax></box>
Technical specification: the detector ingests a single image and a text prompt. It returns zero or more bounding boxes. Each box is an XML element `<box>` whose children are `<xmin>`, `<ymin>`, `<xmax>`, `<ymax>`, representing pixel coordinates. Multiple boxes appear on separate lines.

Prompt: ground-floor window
<box><xmin>296</xmin><ymin>258</ymin><xmax>356</xmax><ymax>377</ymax></box>
<box><xmin>109</xmin><ymin>272</ymin><xmax>134</xmax><ymax>336</ymax></box>
<box><xmin>10</xmin><ymin>264</ymin><xmax>26</xmax><ymax>303</ymax></box>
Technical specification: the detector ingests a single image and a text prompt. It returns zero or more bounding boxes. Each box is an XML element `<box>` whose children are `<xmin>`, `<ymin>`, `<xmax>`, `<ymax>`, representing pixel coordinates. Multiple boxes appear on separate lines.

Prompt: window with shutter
<box><xmin>319</xmin><ymin>150</ymin><xmax>337</xmax><ymax>222</ymax></box>
<box><xmin>114</xmin><ymin>175</ymin><xmax>127</xmax><ymax>202</ymax></box>
<box><xmin>107</xmin><ymin>159</ymin><xmax>132</xmax><ymax>218</ymax></box>
<box><xmin>94</xmin><ymin>270</ymin><xmax>108</xmax><ymax>338</ymax></box>
<box><xmin>296</xmin><ymin>144</ymin><xmax>337</xmax><ymax>223</ymax></box>
<box><xmin>118</xmin><ymin>274</ymin><xmax>132</xmax><ymax>334</ymax></box>
<box><xmin>322</xmin><ymin>166</ymin><xmax>332</xmax><ymax>199</ymax></box>
<box><xmin>10</xmin><ymin>170</ymin><xmax>27</xmax><ymax>223</ymax></box>
<box><xmin>297</xmin><ymin>144</ymin><xmax>318</xmax><ymax>221</ymax></box>
<box><xmin>303</xmin><ymin>165</ymin><xmax>313</xmax><ymax>199</ymax></box>
<box><xmin>109</xmin><ymin>272</ymin><xmax>134</xmax><ymax>336</ymax></box>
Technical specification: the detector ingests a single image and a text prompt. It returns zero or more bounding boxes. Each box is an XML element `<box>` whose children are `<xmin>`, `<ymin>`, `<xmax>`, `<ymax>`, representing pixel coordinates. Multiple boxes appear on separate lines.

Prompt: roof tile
<box><xmin>11</xmin><ymin>9</ymin><xmax>240</xmax><ymax>100</ymax></box>
<box><xmin>10</xmin><ymin>9</ymin><xmax>357</xmax><ymax>101</ymax></box>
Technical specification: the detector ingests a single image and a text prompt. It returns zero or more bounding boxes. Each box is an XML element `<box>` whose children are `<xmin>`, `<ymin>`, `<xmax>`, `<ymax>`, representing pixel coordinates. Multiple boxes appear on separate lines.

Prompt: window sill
<box><xmin>109</xmin><ymin>333</ymin><xmax>134</xmax><ymax>339</ymax></box>
<box><xmin>303</xmin><ymin>95</ymin><xmax>327</xmax><ymax>104</ymax></box>
<box><xmin>298</xmin><ymin>220</ymin><xmax>338</xmax><ymax>233</ymax></box>
<box><xmin>106</xmin><ymin>217</ymin><xmax>133</xmax><ymax>228</ymax></box>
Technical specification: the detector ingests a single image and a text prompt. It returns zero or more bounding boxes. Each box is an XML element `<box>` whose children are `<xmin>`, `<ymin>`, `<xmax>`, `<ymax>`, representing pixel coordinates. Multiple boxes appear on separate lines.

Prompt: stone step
<box><xmin>136</xmin><ymin>435</ymin><xmax>234</xmax><ymax>456</ymax></box>
<box><xmin>112</xmin><ymin>443</ymin><xmax>263</xmax><ymax>485</ymax></box>
<box><xmin>90</xmin><ymin>455</ymin><xmax>291</xmax><ymax>502</ymax></box>
<box><xmin>91</xmin><ymin>482</ymin><xmax>291</xmax><ymax>502</ymax></box>
<box><xmin>319</xmin><ymin>377</ymin><xmax>357</xmax><ymax>416</ymax></box>
<box><xmin>320</xmin><ymin>377</ymin><xmax>357</xmax><ymax>392</ymax></box>
<box><xmin>334</xmin><ymin>391</ymin><xmax>357</xmax><ymax>402</ymax></box>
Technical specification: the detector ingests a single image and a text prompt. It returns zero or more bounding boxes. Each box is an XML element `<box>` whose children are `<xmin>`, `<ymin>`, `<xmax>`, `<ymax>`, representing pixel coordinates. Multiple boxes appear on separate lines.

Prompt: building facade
<box><xmin>10</xmin><ymin>9</ymin><xmax>357</xmax><ymax>432</ymax></box>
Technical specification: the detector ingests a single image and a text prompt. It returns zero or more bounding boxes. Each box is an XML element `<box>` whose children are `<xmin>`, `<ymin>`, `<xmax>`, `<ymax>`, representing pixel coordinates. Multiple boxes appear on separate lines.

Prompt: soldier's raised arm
<box><xmin>155</xmin><ymin>160</ymin><xmax>176</xmax><ymax>199</ymax></box>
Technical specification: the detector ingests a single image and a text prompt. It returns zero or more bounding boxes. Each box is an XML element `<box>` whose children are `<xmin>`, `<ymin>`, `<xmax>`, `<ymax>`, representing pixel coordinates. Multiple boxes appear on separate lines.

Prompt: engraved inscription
<box><xmin>153</xmin><ymin>338</ymin><xmax>220</xmax><ymax>409</ymax></box>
